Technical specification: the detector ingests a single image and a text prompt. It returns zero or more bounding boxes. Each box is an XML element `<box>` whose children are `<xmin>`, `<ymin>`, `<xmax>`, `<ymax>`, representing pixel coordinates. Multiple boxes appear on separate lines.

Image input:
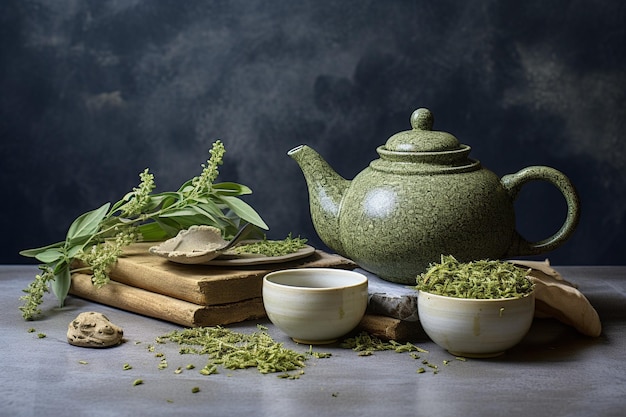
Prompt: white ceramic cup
<box><xmin>263</xmin><ymin>268</ymin><xmax>368</xmax><ymax>344</ymax></box>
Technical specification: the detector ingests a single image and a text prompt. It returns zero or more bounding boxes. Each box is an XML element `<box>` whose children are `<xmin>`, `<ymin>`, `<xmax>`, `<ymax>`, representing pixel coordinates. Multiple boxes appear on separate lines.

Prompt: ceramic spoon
<box><xmin>214</xmin><ymin>222</ymin><xmax>256</xmax><ymax>254</ymax></box>
<box><xmin>149</xmin><ymin>222</ymin><xmax>258</xmax><ymax>264</ymax></box>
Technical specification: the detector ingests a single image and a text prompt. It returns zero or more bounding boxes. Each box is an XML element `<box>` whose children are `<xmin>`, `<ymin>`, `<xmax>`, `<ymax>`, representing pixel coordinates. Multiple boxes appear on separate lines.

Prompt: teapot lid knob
<box><xmin>385</xmin><ymin>108</ymin><xmax>460</xmax><ymax>152</ymax></box>
<box><xmin>410</xmin><ymin>108</ymin><xmax>434</xmax><ymax>131</ymax></box>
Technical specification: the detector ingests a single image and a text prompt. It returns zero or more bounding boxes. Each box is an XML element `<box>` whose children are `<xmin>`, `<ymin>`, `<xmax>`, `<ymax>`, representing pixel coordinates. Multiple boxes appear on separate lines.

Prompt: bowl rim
<box><xmin>418</xmin><ymin>289</ymin><xmax>535</xmax><ymax>303</ymax></box>
<box><xmin>263</xmin><ymin>268</ymin><xmax>368</xmax><ymax>292</ymax></box>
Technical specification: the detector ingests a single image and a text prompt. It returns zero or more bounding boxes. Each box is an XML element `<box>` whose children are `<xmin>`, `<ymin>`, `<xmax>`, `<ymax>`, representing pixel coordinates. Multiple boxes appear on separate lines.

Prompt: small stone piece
<box><xmin>67</xmin><ymin>312</ymin><xmax>124</xmax><ymax>348</ymax></box>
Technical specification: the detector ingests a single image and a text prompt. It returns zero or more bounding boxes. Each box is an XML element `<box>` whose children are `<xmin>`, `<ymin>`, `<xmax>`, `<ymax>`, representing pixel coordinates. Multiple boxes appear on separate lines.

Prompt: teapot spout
<box><xmin>288</xmin><ymin>145</ymin><xmax>350</xmax><ymax>255</ymax></box>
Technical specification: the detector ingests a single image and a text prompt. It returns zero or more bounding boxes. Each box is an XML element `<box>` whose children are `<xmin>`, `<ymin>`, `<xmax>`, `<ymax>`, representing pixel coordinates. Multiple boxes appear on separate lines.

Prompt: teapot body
<box><xmin>289</xmin><ymin>108</ymin><xmax>580</xmax><ymax>285</ymax></box>
<box><xmin>338</xmin><ymin>162</ymin><xmax>515</xmax><ymax>284</ymax></box>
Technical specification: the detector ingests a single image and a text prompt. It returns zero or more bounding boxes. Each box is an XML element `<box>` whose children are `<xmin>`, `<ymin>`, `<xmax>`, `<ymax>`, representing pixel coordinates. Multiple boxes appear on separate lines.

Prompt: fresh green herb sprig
<box><xmin>415</xmin><ymin>255</ymin><xmax>534</xmax><ymax>299</ymax></box>
<box><xmin>19</xmin><ymin>141</ymin><xmax>269</xmax><ymax>320</ymax></box>
<box><xmin>230</xmin><ymin>234</ymin><xmax>307</xmax><ymax>257</ymax></box>
<box><xmin>159</xmin><ymin>325</ymin><xmax>308</xmax><ymax>375</ymax></box>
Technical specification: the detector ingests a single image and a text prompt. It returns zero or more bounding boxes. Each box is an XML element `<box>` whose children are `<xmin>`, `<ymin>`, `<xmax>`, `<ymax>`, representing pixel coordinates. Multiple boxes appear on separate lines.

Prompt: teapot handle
<box><xmin>501</xmin><ymin>166</ymin><xmax>580</xmax><ymax>257</ymax></box>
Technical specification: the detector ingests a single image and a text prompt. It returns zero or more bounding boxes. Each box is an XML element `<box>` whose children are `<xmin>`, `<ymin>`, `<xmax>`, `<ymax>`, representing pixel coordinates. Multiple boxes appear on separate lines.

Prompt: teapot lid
<box><xmin>385</xmin><ymin>108</ymin><xmax>460</xmax><ymax>152</ymax></box>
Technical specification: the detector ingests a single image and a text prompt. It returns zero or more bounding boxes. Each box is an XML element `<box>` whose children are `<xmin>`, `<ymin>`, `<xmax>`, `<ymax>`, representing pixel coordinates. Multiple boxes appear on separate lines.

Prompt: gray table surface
<box><xmin>1</xmin><ymin>265</ymin><xmax>625</xmax><ymax>417</ymax></box>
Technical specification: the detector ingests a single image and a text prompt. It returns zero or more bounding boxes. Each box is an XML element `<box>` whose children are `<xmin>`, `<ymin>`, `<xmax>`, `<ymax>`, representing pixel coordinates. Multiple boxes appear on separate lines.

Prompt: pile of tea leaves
<box><xmin>230</xmin><ymin>234</ymin><xmax>307</xmax><ymax>257</ymax></box>
<box><xmin>157</xmin><ymin>325</ymin><xmax>315</xmax><ymax>376</ymax></box>
<box><xmin>415</xmin><ymin>255</ymin><xmax>534</xmax><ymax>299</ymax></box>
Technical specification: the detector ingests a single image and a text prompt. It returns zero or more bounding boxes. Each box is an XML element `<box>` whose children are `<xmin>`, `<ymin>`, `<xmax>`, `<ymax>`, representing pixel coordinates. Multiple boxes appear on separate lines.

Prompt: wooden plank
<box><xmin>357</xmin><ymin>314</ymin><xmax>424</xmax><ymax>342</ymax></box>
<box><xmin>70</xmin><ymin>273</ymin><xmax>266</xmax><ymax>327</ymax></box>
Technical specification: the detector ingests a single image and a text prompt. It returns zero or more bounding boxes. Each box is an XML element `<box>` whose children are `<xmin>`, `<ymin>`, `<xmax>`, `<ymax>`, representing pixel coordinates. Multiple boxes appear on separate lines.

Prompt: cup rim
<box><xmin>263</xmin><ymin>268</ymin><xmax>368</xmax><ymax>292</ymax></box>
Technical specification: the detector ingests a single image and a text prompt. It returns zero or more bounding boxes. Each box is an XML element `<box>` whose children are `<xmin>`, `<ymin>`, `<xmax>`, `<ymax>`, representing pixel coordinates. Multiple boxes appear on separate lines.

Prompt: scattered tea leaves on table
<box><xmin>158</xmin><ymin>358</ymin><xmax>168</xmax><ymax>370</ymax></box>
<box><xmin>341</xmin><ymin>332</ymin><xmax>428</xmax><ymax>354</ymax></box>
<box><xmin>157</xmin><ymin>325</ymin><xmax>313</xmax><ymax>377</ymax></box>
<box><xmin>199</xmin><ymin>365</ymin><xmax>218</xmax><ymax>375</ymax></box>
<box><xmin>277</xmin><ymin>370</ymin><xmax>304</xmax><ymax>379</ymax></box>
<box><xmin>307</xmin><ymin>345</ymin><xmax>332</xmax><ymax>358</ymax></box>
<box><xmin>340</xmin><ymin>332</ymin><xmax>464</xmax><ymax>375</ymax></box>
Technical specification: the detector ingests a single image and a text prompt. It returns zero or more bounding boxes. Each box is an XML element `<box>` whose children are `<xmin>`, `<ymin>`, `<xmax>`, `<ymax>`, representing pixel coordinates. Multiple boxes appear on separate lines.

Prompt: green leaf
<box><xmin>217</xmin><ymin>196</ymin><xmax>268</xmax><ymax>230</ymax></box>
<box><xmin>67</xmin><ymin>244</ymin><xmax>84</xmax><ymax>259</ymax></box>
<box><xmin>177</xmin><ymin>179</ymin><xmax>195</xmax><ymax>194</ymax></box>
<box><xmin>190</xmin><ymin>208</ymin><xmax>218</xmax><ymax>225</ymax></box>
<box><xmin>171</xmin><ymin>214</ymin><xmax>219</xmax><ymax>229</ymax></box>
<box><xmin>148</xmin><ymin>192</ymin><xmax>181</xmax><ymax>210</ymax></box>
<box><xmin>50</xmin><ymin>263</ymin><xmax>71</xmax><ymax>307</ymax></box>
<box><xmin>212</xmin><ymin>182</ymin><xmax>252</xmax><ymax>196</ymax></box>
<box><xmin>66</xmin><ymin>202</ymin><xmax>111</xmax><ymax>242</ymax></box>
<box><xmin>35</xmin><ymin>248</ymin><xmax>64</xmax><ymax>264</ymax></box>
<box><xmin>137</xmin><ymin>222</ymin><xmax>170</xmax><ymax>241</ymax></box>
<box><xmin>197</xmin><ymin>200</ymin><xmax>226</xmax><ymax>218</ymax></box>
<box><xmin>19</xmin><ymin>241</ymin><xmax>65</xmax><ymax>258</ymax></box>
<box><xmin>159</xmin><ymin>208</ymin><xmax>199</xmax><ymax>218</ymax></box>
<box><xmin>66</xmin><ymin>234</ymin><xmax>93</xmax><ymax>248</ymax></box>
<box><xmin>153</xmin><ymin>218</ymin><xmax>183</xmax><ymax>237</ymax></box>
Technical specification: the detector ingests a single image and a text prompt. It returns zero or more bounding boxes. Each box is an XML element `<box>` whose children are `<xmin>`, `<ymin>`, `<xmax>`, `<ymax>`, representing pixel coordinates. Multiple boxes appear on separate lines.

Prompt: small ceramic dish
<box><xmin>263</xmin><ymin>268</ymin><xmax>368</xmax><ymax>344</ymax></box>
<box><xmin>418</xmin><ymin>291</ymin><xmax>535</xmax><ymax>358</ymax></box>
<box><xmin>204</xmin><ymin>244</ymin><xmax>316</xmax><ymax>266</ymax></box>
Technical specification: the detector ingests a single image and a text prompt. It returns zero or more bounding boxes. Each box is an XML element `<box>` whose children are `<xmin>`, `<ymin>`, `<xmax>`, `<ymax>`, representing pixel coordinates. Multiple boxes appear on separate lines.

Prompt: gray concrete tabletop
<box><xmin>1</xmin><ymin>265</ymin><xmax>624</xmax><ymax>417</ymax></box>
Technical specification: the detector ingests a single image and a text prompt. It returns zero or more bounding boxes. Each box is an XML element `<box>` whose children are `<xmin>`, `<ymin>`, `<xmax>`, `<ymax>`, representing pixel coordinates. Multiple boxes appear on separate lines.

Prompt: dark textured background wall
<box><xmin>1</xmin><ymin>0</ymin><xmax>625</xmax><ymax>266</ymax></box>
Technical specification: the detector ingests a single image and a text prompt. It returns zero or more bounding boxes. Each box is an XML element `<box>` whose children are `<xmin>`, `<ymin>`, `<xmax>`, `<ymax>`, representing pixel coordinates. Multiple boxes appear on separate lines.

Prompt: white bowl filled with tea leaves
<box><xmin>415</xmin><ymin>255</ymin><xmax>535</xmax><ymax>358</ymax></box>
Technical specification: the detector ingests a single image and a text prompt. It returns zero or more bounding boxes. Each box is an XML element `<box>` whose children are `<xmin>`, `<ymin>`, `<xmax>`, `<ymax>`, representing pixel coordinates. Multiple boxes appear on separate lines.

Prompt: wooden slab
<box><xmin>102</xmin><ymin>242</ymin><xmax>358</xmax><ymax>306</ymax></box>
<box><xmin>356</xmin><ymin>314</ymin><xmax>425</xmax><ymax>342</ymax></box>
<box><xmin>70</xmin><ymin>273</ymin><xmax>267</xmax><ymax>327</ymax></box>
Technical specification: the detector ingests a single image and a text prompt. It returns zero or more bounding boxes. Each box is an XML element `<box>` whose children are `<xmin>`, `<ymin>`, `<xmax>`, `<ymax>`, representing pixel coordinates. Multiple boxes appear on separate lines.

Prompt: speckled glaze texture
<box><xmin>289</xmin><ymin>109</ymin><xmax>580</xmax><ymax>284</ymax></box>
<box><xmin>339</xmin><ymin>165</ymin><xmax>515</xmax><ymax>283</ymax></box>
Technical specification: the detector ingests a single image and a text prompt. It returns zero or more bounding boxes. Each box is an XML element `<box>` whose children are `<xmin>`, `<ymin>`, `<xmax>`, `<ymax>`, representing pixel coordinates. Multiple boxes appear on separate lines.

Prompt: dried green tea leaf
<box><xmin>415</xmin><ymin>255</ymin><xmax>534</xmax><ymax>299</ymax></box>
<box><xmin>230</xmin><ymin>234</ymin><xmax>307</xmax><ymax>257</ymax></box>
<box><xmin>158</xmin><ymin>325</ymin><xmax>308</xmax><ymax>375</ymax></box>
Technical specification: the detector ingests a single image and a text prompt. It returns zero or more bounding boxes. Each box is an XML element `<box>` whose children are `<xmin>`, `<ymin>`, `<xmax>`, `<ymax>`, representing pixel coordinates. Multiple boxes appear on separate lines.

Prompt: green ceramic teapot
<box><xmin>289</xmin><ymin>108</ymin><xmax>580</xmax><ymax>284</ymax></box>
